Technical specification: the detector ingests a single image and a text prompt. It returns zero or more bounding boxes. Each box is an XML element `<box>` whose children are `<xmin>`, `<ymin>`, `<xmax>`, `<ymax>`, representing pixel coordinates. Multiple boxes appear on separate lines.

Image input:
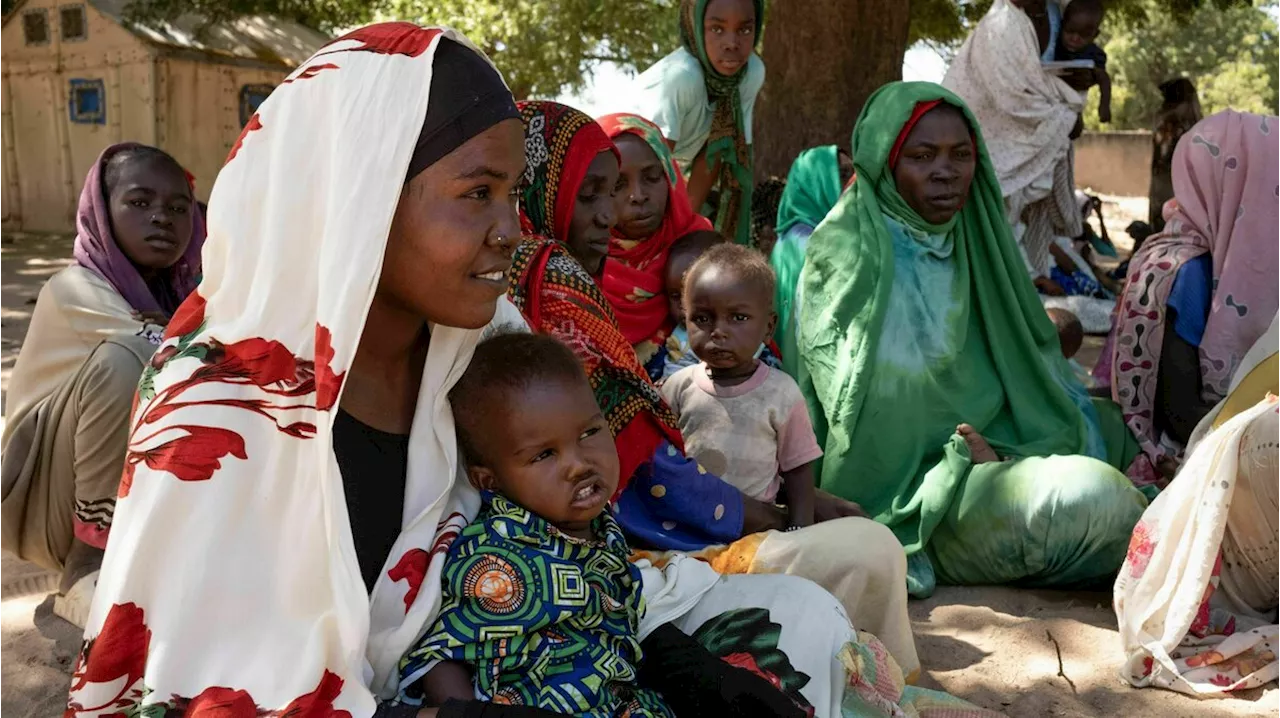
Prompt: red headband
<box><xmin>552</xmin><ymin>125</ymin><xmax>620</xmax><ymax>244</ymax></box>
<box><xmin>888</xmin><ymin>99</ymin><xmax>944</xmax><ymax>170</ymax></box>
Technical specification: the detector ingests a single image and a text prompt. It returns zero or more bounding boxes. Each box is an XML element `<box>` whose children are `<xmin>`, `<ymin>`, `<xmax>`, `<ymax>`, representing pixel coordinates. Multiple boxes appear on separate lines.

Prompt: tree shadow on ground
<box><xmin>910</xmin><ymin>585</ymin><xmax>1277</xmax><ymax>717</ymax></box>
<box><xmin>911</xmin><ymin>585</ymin><xmax>1121</xmax><ymax>632</ymax></box>
<box><xmin>913</xmin><ymin>631</ymin><xmax>992</xmax><ymax>673</ymax></box>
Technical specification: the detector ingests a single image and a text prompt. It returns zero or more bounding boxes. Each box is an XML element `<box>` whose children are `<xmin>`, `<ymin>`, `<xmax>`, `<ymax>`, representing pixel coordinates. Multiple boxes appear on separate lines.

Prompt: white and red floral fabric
<box><xmin>67</xmin><ymin>23</ymin><xmax>528</xmax><ymax>716</ymax></box>
<box><xmin>1114</xmin><ymin>390</ymin><xmax>1278</xmax><ymax>695</ymax></box>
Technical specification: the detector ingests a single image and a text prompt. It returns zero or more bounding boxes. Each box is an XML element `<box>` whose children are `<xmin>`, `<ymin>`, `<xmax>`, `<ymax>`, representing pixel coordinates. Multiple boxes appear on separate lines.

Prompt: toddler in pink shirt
<box><xmin>660</xmin><ymin>244</ymin><xmax>821</xmax><ymax>530</ymax></box>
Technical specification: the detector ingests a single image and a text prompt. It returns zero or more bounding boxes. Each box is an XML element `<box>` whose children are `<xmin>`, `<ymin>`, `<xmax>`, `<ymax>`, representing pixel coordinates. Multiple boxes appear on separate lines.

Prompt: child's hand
<box><xmin>1035</xmin><ymin>276</ymin><xmax>1067</xmax><ymax>296</ymax></box>
<box><xmin>813</xmin><ymin>489</ymin><xmax>869</xmax><ymax>522</ymax></box>
<box><xmin>1099</xmin><ymin>105</ymin><xmax>1112</xmax><ymax>124</ymax></box>
<box><xmin>1061</xmin><ymin>68</ymin><xmax>1095</xmax><ymax>92</ymax></box>
<box><xmin>780</xmin><ymin>463</ymin><xmax>817</xmax><ymax>530</ymax></box>
<box><xmin>787</xmin><ymin>505</ymin><xmax>814</xmax><ymax>530</ymax></box>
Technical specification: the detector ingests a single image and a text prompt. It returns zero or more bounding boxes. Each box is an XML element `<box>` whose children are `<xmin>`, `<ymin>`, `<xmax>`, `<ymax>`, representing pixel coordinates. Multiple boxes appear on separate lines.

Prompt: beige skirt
<box><xmin>2</xmin><ymin>337</ymin><xmax>151</xmax><ymax>573</ymax></box>
<box><xmin>634</xmin><ymin>516</ymin><xmax>920</xmax><ymax>680</ymax></box>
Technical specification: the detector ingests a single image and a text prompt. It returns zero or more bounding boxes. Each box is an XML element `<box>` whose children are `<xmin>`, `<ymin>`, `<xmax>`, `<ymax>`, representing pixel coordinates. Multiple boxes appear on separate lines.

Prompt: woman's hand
<box><xmin>132</xmin><ymin>310</ymin><xmax>170</xmax><ymax>326</ymax></box>
<box><xmin>813</xmin><ymin>490</ymin><xmax>869</xmax><ymax>522</ymax></box>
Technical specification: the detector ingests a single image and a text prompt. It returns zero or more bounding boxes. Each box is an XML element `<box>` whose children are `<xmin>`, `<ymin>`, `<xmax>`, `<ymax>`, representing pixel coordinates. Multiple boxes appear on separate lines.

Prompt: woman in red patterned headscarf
<box><xmin>508</xmin><ymin>102</ymin><xmax>923</xmax><ymax>689</ymax></box>
<box><xmin>510</xmin><ymin>101</ymin><xmax>687</xmax><ymax>497</ymax></box>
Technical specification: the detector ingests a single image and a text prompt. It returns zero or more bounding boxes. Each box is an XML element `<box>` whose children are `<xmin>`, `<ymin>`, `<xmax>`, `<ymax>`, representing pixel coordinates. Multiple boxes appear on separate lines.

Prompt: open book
<box><xmin>1042</xmin><ymin>59</ymin><xmax>1096</xmax><ymax>74</ymax></box>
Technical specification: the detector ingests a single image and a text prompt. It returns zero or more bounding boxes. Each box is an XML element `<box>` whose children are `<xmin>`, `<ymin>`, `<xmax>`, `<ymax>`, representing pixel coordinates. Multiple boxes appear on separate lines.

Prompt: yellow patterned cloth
<box><xmin>839</xmin><ymin>632</ymin><xmax>1005</xmax><ymax>717</ymax></box>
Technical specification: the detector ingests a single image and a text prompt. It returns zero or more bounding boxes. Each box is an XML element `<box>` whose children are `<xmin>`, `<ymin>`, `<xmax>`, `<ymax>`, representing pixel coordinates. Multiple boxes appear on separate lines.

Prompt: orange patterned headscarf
<box><xmin>511</xmin><ymin>104</ymin><xmax>684</xmax><ymax>487</ymax></box>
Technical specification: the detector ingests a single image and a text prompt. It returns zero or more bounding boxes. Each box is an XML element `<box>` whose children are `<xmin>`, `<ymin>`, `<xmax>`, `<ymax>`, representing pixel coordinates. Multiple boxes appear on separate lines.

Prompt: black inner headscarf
<box><xmin>406</xmin><ymin>38</ymin><xmax>520</xmax><ymax>181</ymax></box>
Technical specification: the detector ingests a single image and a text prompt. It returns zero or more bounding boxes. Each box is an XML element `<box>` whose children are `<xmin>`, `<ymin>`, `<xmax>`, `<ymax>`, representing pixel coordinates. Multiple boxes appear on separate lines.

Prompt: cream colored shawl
<box><xmin>1114</xmin><ymin>316</ymin><xmax>1278</xmax><ymax>695</ymax></box>
<box><xmin>943</xmin><ymin>0</ymin><xmax>1083</xmax><ymax>275</ymax></box>
<box><xmin>3</xmin><ymin>265</ymin><xmax>161</xmax><ymax>449</ymax></box>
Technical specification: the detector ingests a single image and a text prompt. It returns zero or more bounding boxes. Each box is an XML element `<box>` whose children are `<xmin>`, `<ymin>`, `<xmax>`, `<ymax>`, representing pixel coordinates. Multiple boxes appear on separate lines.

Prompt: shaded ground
<box><xmin>911</xmin><ymin>587</ymin><xmax>1276</xmax><ymax>717</ymax></box>
<box><xmin>7</xmin><ymin>571</ymin><xmax>1274</xmax><ymax>718</ymax></box>
<box><xmin>2</xmin><ymin>204</ymin><xmax>1275</xmax><ymax>717</ymax></box>
<box><xmin>1</xmin><ymin>591</ymin><xmax>80</xmax><ymax>718</ymax></box>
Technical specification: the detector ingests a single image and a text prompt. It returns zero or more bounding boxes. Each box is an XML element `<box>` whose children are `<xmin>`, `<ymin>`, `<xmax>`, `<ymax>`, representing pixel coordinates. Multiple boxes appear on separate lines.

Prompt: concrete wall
<box><xmin>158</xmin><ymin>58</ymin><xmax>283</xmax><ymax>201</ymax></box>
<box><xmin>1073</xmin><ymin>130</ymin><xmax>1152</xmax><ymax>198</ymax></box>
<box><xmin>1</xmin><ymin>2</ymin><xmax>293</xmax><ymax>232</ymax></box>
<box><xmin>2</xmin><ymin>0</ymin><xmax>155</xmax><ymax>231</ymax></box>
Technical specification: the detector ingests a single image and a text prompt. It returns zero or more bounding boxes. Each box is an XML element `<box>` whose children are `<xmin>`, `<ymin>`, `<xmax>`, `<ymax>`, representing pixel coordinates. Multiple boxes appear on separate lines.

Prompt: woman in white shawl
<box><xmin>65</xmin><ymin>23</ymin><xmax>885</xmax><ymax>718</ymax></box>
<box><xmin>943</xmin><ymin>0</ymin><xmax>1084</xmax><ymax>285</ymax></box>
<box><xmin>1114</xmin><ymin>314</ymin><xmax>1278</xmax><ymax>695</ymax></box>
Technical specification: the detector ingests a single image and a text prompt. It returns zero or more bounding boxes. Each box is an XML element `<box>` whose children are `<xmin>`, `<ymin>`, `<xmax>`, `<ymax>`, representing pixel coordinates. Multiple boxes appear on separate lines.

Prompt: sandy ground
<box><xmin>1</xmin><ymin>588</ymin><xmax>79</xmax><ymax>717</ymax></box>
<box><xmin>911</xmin><ymin>588</ymin><xmax>1276</xmax><ymax>717</ymax></box>
<box><xmin>2</xmin><ymin>233</ymin><xmax>86</xmax><ymax>718</ymax></box>
<box><xmin>9</xmin><ymin>576</ymin><xmax>1275</xmax><ymax>718</ymax></box>
<box><xmin>1</xmin><ymin>204</ymin><xmax>1276</xmax><ymax>717</ymax></box>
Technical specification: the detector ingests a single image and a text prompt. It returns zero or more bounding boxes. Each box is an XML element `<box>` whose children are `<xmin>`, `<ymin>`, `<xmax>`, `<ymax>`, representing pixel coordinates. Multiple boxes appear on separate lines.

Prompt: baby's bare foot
<box><xmin>957</xmin><ymin>424</ymin><xmax>1000</xmax><ymax>464</ymax></box>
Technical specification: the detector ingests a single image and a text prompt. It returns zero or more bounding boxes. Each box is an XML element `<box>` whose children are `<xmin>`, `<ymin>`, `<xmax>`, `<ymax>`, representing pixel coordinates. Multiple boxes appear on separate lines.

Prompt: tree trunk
<box><xmin>754</xmin><ymin>0</ymin><xmax>912</xmax><ymax>180</ymax></box>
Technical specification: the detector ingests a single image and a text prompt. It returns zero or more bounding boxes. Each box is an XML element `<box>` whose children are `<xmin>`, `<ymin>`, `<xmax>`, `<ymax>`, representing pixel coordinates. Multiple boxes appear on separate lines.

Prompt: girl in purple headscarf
<box><xmin>74</xmin><ymin>143</ymin><xmax>204</xmax><ymax>318</ymax></box>
<box><xmin>2</xmin><ymin>142</ymin><xmax>205</xmax><ymax>628</ymax></box>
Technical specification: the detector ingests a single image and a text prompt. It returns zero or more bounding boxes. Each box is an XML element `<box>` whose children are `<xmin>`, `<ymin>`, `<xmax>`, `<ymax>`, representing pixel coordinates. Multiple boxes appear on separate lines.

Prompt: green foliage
<box><xmin>907</xmin><ymin>0</ymin><xmax>1255</xmax><ymax>51</ymax></box>
<box><xmin>121</xmin><ymin>0</ymin><xmax>376</xmax><ymax>33</ymax></box>
<box><xmin>909</xmin><ymin>0</ymin><xmax>988</xmax><ymax>48</ymax></box>
<box><xmin>379</xmin><ymin>0</ymin><xmax>678</xmax><ymax>99</ymax></box>
<box><xmin>1198</xmin><ymin>57</ymin><xmax>1279</xmax><ymax>115</ymax></box>
<box><xmin>120</xmin><ymin>0</ymin><xmax>678</xmax><ymax>100</ymax></box>
<box><xmin>117</xmin><ymin>0</ymin><xmax>1271</xmax><ymax>112</ymax></box>
<box><xmin>1082</xmin><ymin>0</ymin><xmax>1279</xmax><ymax>129</ymax></box>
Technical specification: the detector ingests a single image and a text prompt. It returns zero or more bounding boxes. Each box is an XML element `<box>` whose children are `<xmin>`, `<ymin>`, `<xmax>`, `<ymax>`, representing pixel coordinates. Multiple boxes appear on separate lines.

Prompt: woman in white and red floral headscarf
<box><xmin>66</xmin><ymin>24</ymin><xmax>854</xmax><ymax>718</ymax></box>
<box><xmin>67</xmin><ymin>23</ymin><xmax>531</xmax><ymax>717</ymax></box>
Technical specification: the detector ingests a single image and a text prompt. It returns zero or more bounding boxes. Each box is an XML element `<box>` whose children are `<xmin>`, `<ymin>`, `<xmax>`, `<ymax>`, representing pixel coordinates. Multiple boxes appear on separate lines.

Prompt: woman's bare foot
<box><xmin>957</xmin><ymin>424</ymin><xmax>1000</xmax><ymax>464</ymax></box>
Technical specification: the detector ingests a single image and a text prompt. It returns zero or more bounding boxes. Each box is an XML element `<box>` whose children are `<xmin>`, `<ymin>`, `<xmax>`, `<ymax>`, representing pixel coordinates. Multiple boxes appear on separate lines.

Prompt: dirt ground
<box><xmin>911</xmin><ymin>587</ymin><xmax>1275</xmax><ymax>717</ymax></box>
<box><xmin>1</xmin><ymin>199</ymin><xmax>1276</xmax><ymax>717</ymax></box>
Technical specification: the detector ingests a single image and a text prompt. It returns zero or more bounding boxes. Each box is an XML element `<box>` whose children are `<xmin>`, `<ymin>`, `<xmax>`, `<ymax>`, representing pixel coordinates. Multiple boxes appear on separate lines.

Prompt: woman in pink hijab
<box><xmin>1109</xmin><ymin>110</ymin><xmax>1278</xmax><ymax>488</ymax></box>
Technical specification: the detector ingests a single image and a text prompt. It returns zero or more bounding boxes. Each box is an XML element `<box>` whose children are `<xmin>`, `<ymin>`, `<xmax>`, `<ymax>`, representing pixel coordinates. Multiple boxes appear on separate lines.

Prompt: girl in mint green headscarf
<box><xmin>771</xmin><ymin>145</ymin><xmax>846</xmax><ymax>377</ymax></box>
<box><xmin>798</xmin><ymin>82</ymin><xmax>1146</xmax><ymax>597</ymax></box>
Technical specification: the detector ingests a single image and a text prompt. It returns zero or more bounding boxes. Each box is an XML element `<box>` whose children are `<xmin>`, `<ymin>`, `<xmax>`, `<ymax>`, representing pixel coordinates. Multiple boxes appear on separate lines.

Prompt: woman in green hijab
<box><xmin>771</xmin><ymin>145</ymin><xmax>851</xmax><ymax>376</ymax></box>
<box><xmin>799</xmin><ymin>82</ymin><xmax>1147</xmax><ymax>597</ymax></box>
